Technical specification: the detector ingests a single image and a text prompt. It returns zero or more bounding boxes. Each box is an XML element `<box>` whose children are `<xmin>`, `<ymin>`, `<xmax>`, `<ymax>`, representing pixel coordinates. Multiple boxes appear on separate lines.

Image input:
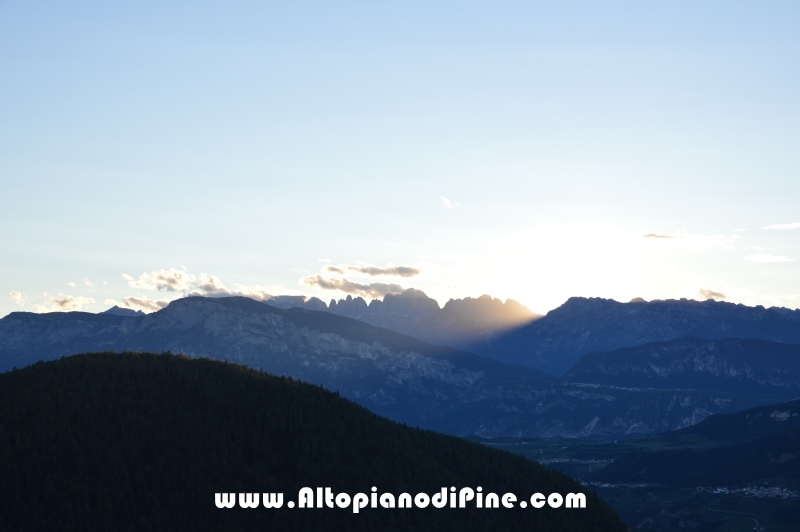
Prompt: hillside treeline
<box><xmin>0</xmin><ymin>352</ymin><xmax>626</xmax><ymax>531</ymax></box>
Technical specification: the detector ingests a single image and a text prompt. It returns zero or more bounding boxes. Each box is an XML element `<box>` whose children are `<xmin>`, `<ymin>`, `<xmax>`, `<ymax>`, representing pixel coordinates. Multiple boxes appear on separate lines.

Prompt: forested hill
<box><xmin>0</xmin><ymin>353</ymin><xmax>626</xmax><ymax>532</ymax></box>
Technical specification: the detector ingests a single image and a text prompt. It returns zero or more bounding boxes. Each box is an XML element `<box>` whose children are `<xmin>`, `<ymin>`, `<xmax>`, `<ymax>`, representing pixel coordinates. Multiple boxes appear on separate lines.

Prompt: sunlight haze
<box><xmin>2</xmin><ymin>1</ymin><xmax>799</xmax><ymax>316</ymax></box>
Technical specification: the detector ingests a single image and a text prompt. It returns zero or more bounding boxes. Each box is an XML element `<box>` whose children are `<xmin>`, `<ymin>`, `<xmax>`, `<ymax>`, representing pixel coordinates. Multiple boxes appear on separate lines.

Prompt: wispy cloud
<box><xmin>119</xmin><ymin>296</ymin><xmax>169</xmax><ymax>312</ymax></box>
<box><xmin>34</xmin><ymin>294</ymin><xmax>96</xmax><ymax>312</ymax></box>
<box><xmin>301</xmin><ymin>275</ymin><xmax>404</xmax><ymax>298</ymax></box>
<box><xmin>643</xmin><ymin>231</ymin><xmax>739</xmax><ymax>249</ymax></box>
<box><xmin>67</xmin><ymin>281</ymin><xmax>77</xmax><ymax>287</ymax></box>
<box><xmin>745</xmin><ymin>253</ymin><xmax>794</xmax><ymax>263</ymax></box>
<box><xmin>643</xmin><ymin>233</ymin><xmax>680</xmax><ymax>239</ymax></box>
<box><xmin>119</xmin><ymin>268</ymin><xmax>298</xmax><ymax>310</ymax></box>
<box><xmin>124</xmin><ymin>269</ymin><xmax>236</xmax><ymax>297</ymax></box>
<box><xmin>441</xmin><ymin>197</ymin><xmax>459</xmax><ymax>208</ymax></box>
<box><xmin>324</xmin><ymin>264</ymin><xmax>421</xmax><ymax>278</ymax></box>
<box><xmin>698</xmin><ymin>288</ymin><xmax>726</xmax><ymax>301</ymax></box>
<box><xmin>9</xmin><ymin>291</ymin><xmax>25</xmax><ymax>307</ymax></box>
<box><xmin>191</xmin><ymin>274</ymin><xmax>228</xmax><ymax>295</ymax></box>
<box><xmin>762</xmin><ymin>222</ymin><xmax>800</xmax><ymax>230</ymax></box>
<box><xmin>123</xmin><ymin>268</ymin><xmax>196</xmax><ymax>292</ymax></box>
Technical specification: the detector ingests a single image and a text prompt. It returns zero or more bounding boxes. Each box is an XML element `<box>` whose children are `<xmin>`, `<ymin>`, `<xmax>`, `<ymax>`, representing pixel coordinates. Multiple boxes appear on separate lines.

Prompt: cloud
<box><xmin>301</xmin><ymin>275</ymin><xmax>404</xmax><ymax>298</ymax></box>
<box><xmin>643</xmin><ymin>231</ymin><xmax>739</xmax><ymax>250</ymax></box>
<box><xmin>324</xmin><ymin>264</ymin><xmax>421</xmax><ymax>277</ymax></box>
<box><xmin>226</xmin><ymin>286</ymin><xmax>271</xmax><ymax>301</ymax></box>
<box><xmin>643</xmin><ymin>233</ymin><xmax>680</xmax><ymax>239</ymax></box>
<box><xmin>123</xmin><ymin>268</ymin><xmax>196</xmax><ymax>292</ymax></box>
<box><xmin>67</xmin><ymin>281</ymin><xmax>77</xmax><ymax>287</ymax></box>
<box><xmin>745</xmin><ymin>253</ymin><xmax>794</xmax><ymax>263</ymax></box>
<box><xmin>120</xmin><ymin>296</ymin><xmax>169</xmax><ymax>312</ymax></box>
<box><xmin>34</xmin><ymin>294</ymin><xmax>96</xmax><ymax>312</ymax></box>
<box><xmin>441</xmin><ymin>197</ymin><xmax>459</xmax><ymax>208</ymax></box>
<box><xmin>192</xmin><ymin>274</ymin><xmax>228</xmax><ymax>295</ymax></box>
<box><xmin>84</xmin><ymin>278</ymin><xmax>93</xmax><ymax>287</ymax></box>
<box><xmin>698</xmin><ymin>289</ymin><xmax>726</xmax><ymax>301</ymax></box>
<box><xmin>124</xmin><ymin>269</ymin><xmax>234</xmax><ymax>297</ymax></box>
<box><xmin>9</xmin><ymin>291</ymin><xmax>25</xmax><ymax>307</ymax></box>
<box><xmin>762</xmin><ymin>222</ymin><xmax>800</xmax><ymax>230</ymax></box>
<box><xmin>117</xmin><ymin>268</ymin><xmax>299</xmax><ymax>309</ymax></box>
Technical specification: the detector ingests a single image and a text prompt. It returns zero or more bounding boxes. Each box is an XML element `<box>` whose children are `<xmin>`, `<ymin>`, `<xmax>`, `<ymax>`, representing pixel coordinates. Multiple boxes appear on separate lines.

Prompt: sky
<box><xmin>2</xmin><ymin>1</ymin><xmax>800</xmax><ymax>317</ymax></box>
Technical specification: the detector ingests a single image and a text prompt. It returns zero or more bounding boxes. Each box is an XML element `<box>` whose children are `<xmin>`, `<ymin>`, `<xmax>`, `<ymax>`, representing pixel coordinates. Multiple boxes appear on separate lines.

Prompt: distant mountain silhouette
<box><xmin>0</xmin><ymin>353</ymin><xmax>626</xmax><ymax>531</ymax></box>
<box><xmin>5</xmin><ymin>297</ymin><xmax>794</xmax><ymax>438</ymax></box>
<box><xmin>470</xmin><ymin>297</ymin><xmax>800</xmax><ymax>375</ymax></box>
<box><xmin>322</xmin><ymin>289</ymin><xmax>540</xmax><ymax>349</ymax></box>
<box><xmin>256</xmin><ymin>289</ymin><xmax>540</xmax><ymax>350</ymax></box>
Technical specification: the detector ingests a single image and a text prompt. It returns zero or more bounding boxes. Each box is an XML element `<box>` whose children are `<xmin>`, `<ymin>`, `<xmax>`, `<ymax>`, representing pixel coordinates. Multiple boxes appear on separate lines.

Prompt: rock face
<box><xmin>2</xmin><ymin>296</ymin><xmax>798</xmax><ymax>439</ymax></box>
<box><xmin>472</xmin><ymin>297</ymin><xmax>800</xmax><ymax>376</ymax></box>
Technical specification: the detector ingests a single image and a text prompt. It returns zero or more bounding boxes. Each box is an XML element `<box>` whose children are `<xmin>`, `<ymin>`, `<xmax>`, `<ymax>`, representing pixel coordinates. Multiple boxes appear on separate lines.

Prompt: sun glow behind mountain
<box><xmin>1</xmin><ymin>2</ymin><xmax>799</xmax><ymax>317</ymax></box>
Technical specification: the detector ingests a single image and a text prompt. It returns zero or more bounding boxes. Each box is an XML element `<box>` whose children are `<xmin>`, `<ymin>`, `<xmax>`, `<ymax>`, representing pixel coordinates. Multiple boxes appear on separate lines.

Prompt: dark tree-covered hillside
<box><xmin>0</xmin><ymin>352</ymin><xmax>626</xmax><ymax>531</ymax></box>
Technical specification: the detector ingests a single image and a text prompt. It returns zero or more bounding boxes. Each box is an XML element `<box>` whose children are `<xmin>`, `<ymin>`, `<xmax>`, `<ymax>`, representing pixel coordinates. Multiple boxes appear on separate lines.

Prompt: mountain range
<box><xmin>265</xmin><ymin>291</ymin><xmax>800</xmax><ymax>376</ymax></box>
<box><xmin>464</xmin><ymin>296</ymin><xmax>800</xmax><ymax>375</ymax></box>
<box><xmin>2</xmin><ymin>295</ymin><xmax>798</xmax><ymax>438</ymax></box>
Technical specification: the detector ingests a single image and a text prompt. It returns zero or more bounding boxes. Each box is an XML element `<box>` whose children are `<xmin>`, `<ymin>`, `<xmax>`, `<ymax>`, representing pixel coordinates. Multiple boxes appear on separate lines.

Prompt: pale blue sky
<box><xmin>2</xmin><ymin>1</ymin><xmax>799</xmax><ymax>316</ymax></box>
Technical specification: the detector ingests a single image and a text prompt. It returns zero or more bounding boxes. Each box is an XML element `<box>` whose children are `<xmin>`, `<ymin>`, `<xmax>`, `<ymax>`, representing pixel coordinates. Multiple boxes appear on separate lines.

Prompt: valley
<box><xmin>474</xmin><ymin>399</ymin><xmax>800</xmax><ymax>531</ymax></box>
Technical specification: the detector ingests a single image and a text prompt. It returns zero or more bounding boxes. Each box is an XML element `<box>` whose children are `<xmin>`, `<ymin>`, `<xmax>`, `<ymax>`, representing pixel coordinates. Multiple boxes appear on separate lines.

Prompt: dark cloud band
<box><xmin>324</xmin><ymin>265</ymin><xmax>421</xmax><ymax>277</ymax></box>
<box><xmin>301</xmin><ymin>275</ymin><xmax>404</xmax><ymax>297</ymax></box>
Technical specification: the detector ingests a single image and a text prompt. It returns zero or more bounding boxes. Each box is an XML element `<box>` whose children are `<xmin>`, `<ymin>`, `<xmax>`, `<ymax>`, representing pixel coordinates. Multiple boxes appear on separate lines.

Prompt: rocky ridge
<box><xmin>473</xmin><ymin>296</ymin><xmax>800</xmax><ymax>375</ymax></box>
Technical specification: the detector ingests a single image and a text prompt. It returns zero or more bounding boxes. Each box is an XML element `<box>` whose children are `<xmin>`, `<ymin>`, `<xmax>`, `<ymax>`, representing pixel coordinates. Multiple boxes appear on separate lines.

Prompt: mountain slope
<box><xmin>473</xmin><ymin>297</ymin><xmax>800</xmax><ymax>375</ymax></box>
<box><xmin>564</xmin><ymin>337</ymin><xmax>800</xmax><ymax>393</ymax></box>
<box><xmin>0</xmin><ymin>353</ymin><xmax>626</xmax><ymax>532</ymax></box>
<box><xmin>668</xmin><ymin>398</ymin><xmax>800</xmax><ymax>444</ymax></box>
<box><xmin>593</xmin><ymin>397</ymin><xmax>800</xmax><ymax>488</ymax></box>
